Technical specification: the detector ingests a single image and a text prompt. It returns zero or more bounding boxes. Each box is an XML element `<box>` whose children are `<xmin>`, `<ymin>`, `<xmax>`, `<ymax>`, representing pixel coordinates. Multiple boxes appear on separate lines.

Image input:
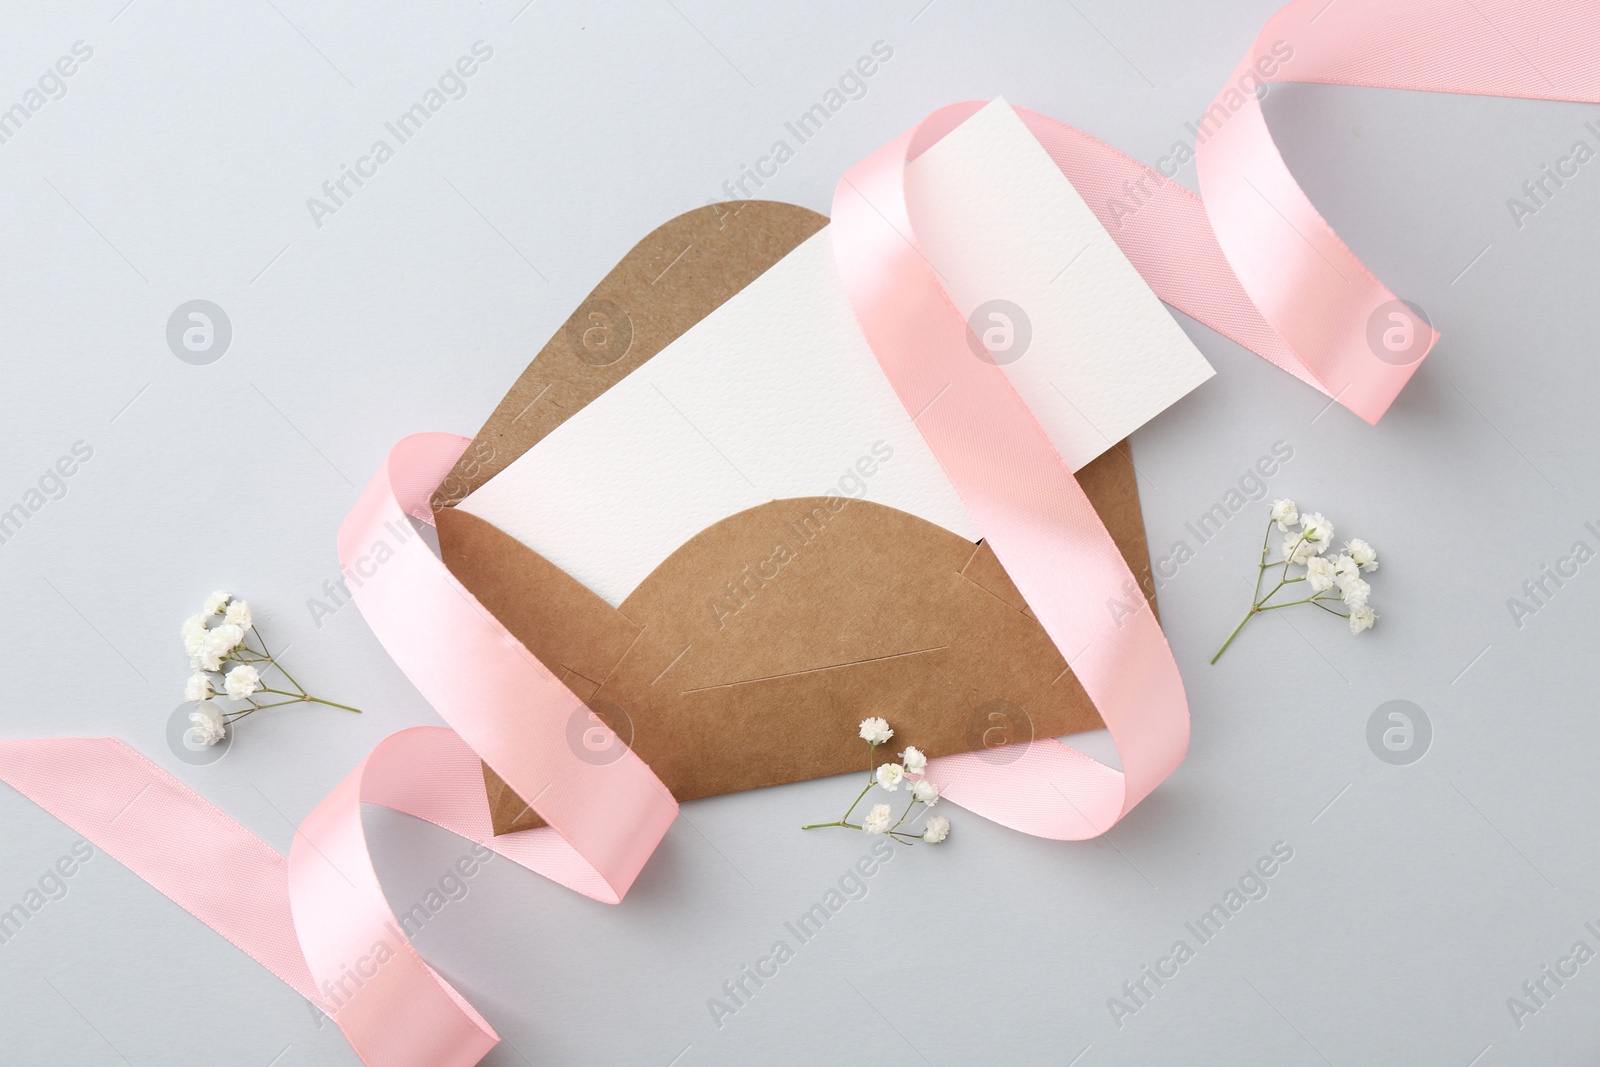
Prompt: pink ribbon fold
<box><xmin>339</xmin><ymin>433</ymin><xmax>679</xmax><ymax>905</ymax></box>
<box><xmin>0</xmin><ymin>729</ymin><xmax>542</xmax><ymax>1066</ymax></box>
<box><xmin>0</xmin><ymin>436</ymin><xmax>681</xmax><ymax>1066</ymax></box>
<box><xmin>1195</xmin><ymin>0</ymin><xmax>1599</xmax><ymax>421</ymax></box>
<box><xmin>832</xmin><ymin>104</ymin><xmax>1191</xmax><ymax>838</ymax></box>
<box><xmin>4</xmin><ymin>3</ymin><xmax>1599</xmax><ymax>1063</ymax></box>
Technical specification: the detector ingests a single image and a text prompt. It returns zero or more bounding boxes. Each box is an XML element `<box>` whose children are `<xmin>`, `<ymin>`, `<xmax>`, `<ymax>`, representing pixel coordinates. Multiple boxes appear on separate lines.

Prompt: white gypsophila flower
<box><xmin>1269</xmin><ymin>499</ymin><xmax>1299</xmax><ymax>531</ymax></box>
<box><xmin>911</xmin><ymin>778</ymin><xmax>940</xmax><ymax>806</ymax></box>
<box><xmin>188</xmin><ymin>704</ymin><xmax>227</xmax><ymax>747</ymax></box>
<box><xmin>181</xmin><ymin>613</ymin><xmax>208</xmax><ymax>658</ymax></box>
<box><xmin>195</xmin><ymin>644</ymin><xmax>225</xmax><ymax>673</ymax></box>
<box><xmin>1349</xmin><ymin>604</ymin><xmax>1376</xmax><ymax>634</ymax></box>
<box><xmin>922</xmin><ymin>816</ymin><xmax>950</xmax><ymax>844</ymax></box>
<box><xmin>184</xmin><ymin>673</ymin><xmax>213</xmax><ymax>703</ymax></box>
<box><xmin>875</xmin><ymin>763</ymin><xmax>905</xmax><ymax>791</ymax></box>
<box><xmin>900</xmin><ymin>746</ymin><xmax>927</xmax><ymax>775</ymax></box>
<box><xmin>223</xmin><ymin>599</ymin><xmax>252</xmax><ymax>629</ymax></box>
<box><xmin>1304</xmin><ymin>555</ymin><xmax>1336</xmax><ymax>593</ymax></box>
<box><xmin>862</xmin><ymin>804</ymin><xmax>893</xmax><ymax>835</ymax></box>
<box><xmin>1282</xmin><ymin>536</ymin><xmax>1318</xmax><ymax>566</ymax></box>
<box><xmin>224</xmin><ymin>664</ymin><xmax>261</xmax><ymax>700</ymax></box>
<box><xmin>202</xmin><ymin>590</ymin><xmax>231</xmax><ymax>616</ymax></box>
<box><xmin>1346</xmin><ymin>539</ymin><xmax>1379</xmax><ymax>572</ymax></box>
<box><xmin>858</xmin><ymin>717</ymin><xmax>893</xmax><ymax>745</ymax></box>
<box><xmin>197</xmin><ymin>623</ymin><xmax>245</xmax><ymax>672</ymax></box>
<box><xmin>1298</xmin><ymin>513</ymin><xmax>1333</xmax><ymax>552</ymax></box>
<box><xmin>1333</xmin><ymin>554</ymin><xmax>1360</xmax><ymax>581</ymax></box>
<box><xmin>1338</xmin><ymin>575</ymin><xmax>1371</xmax><ymax>608</ymax></box>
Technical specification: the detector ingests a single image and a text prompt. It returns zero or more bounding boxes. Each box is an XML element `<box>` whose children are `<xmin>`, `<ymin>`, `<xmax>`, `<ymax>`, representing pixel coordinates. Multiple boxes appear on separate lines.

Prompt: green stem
<box><xmin>1256</xmin><ymin>595</ymin><xmax>1324</xmax><ymax>612</ymax></box>
<box><xmin>1216</xmin><ymin>523</ymin><xmax>1277</xmax><ymax>666</ymax></box>
<box><xmin>837</xmin><ymin>780</ymin><xmax>874</xmax><ymax>827</ymax></box>
<box><xmin>1252</xmin><ymin>577</ymin><xmax>1298</xmax><ymax>612</ymax></box>
<box><xmin>303</xmin><ymin>696</ymin><xmax>363</xmax><ymax>714</ymax></box>
<box><xmin>1280</xmin><ymin>531</ymin><xmax>1308</xmax><ymax>582</ymax></box>
<box><xmin>252</xmin><ymin>627</ymin><xmax>311</xmax><ymax>697</ymax></box>
<box><xmin>1211</xmin><ymin>607</ymin><xmax>1256</xmax><ymax>665</ymax></box>
<box><xmin>888</xmin><ymin>794</ymin><xmax>919</xmax><ymax>833</ymax></box>
<box><xmin>240</xmin><ymin>698</ymin><xmax>308</xmax><ymax>711</ymax></box>
<box><xmin>1215</xmin><ymin>523</ymin><xmax>1309</xmax><ymax>664</ymax></box>
<box><xmin>254</xmin><ymin>688</ymin><xmax>362</xmax><ymax>713</ymax></box>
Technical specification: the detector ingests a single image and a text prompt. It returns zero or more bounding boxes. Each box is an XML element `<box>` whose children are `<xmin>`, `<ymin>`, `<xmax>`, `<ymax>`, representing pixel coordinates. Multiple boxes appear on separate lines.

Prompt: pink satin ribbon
<box><xmin>826</xmin><ymin>0</ymin><xmax>1600</xmax><ymax>830</ymax></box>
<box><xmin>0</xmin><ymin>730</ymin><xmax>516</xmax><ymax>1066</ymax></box>
<box><xmin>3</xmin><ymin>3</ymin><xmax>1598</xmax><ymax>1063</ymax></box>
<box><xmin>1192</xmin><ymin>0</ymin><xmax>1600</xmax><ymax>421</ymax></box>
<box><xmin>0</xmin><ymin>437</ymin><xmax>678</xmax><ymax>1067</ymax></box>
<box><xmin>833</xmin><ymin>106</ymin><xmax>1193</xmax><ymax>839</ymax></box>
<box><xmin>338</xmin><ymin>433</ymin><xmax>678</xmax><ymax>905</ymax></box>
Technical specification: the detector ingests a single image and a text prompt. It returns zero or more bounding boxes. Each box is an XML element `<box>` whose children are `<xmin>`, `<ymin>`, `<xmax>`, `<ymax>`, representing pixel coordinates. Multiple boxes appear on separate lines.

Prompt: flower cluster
<box><xmin>181</xmin><ymin>591</ymin><xmax>361</xmax><ymax>745</ymax></box>
<box><xmin>802</xmin><ymin>717</ymin><xmax>949</xmax><ymax>845</ymax></box>
<box><xmin>1213</xmin><ymin>501</ymin><xmax>1380</xmax><ymax>662</ymax></box>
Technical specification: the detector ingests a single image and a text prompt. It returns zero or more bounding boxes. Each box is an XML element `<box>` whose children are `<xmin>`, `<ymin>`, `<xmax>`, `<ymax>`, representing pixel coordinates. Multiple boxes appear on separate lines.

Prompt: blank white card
<box><xmin>459</xmin><ymin>99</ymin><xmax>1214</xmax><ymax>605</ymax></box>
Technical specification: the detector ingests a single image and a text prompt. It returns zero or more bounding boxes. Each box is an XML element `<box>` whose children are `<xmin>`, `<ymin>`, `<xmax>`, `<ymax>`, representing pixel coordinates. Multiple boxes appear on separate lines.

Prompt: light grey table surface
<box><xmin>2</xmin><ymin>1</ymin><xmax>1598</xmax><ymax>1064</ymax></box>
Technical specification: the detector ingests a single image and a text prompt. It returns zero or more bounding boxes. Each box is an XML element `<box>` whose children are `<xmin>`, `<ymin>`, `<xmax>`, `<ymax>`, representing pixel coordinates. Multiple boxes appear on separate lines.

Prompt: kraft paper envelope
<box><xmin>439</xmin><ymin>100</ymin><xmax>1213</xmax><ymax>834</ymax></box>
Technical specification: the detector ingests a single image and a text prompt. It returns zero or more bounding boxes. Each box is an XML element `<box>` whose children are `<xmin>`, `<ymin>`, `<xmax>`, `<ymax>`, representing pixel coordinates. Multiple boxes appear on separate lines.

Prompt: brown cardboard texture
<box><xmin>432</xmin><ymin>200</ymin><xmax>829</xmax><ymax>508</ymax></box>
<box><xmin>431</xmin><ymin>201</ymin><xmax>1157</xmax><ymax>835</ymax></box>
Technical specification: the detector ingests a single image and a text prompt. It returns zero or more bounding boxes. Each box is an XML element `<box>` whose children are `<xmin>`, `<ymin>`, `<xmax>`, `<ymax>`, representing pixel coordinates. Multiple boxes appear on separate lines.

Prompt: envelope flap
<box><xmin>433</xmin><ymin>201</ymin><xmax>828</xmax><ymax>508</ymax></box>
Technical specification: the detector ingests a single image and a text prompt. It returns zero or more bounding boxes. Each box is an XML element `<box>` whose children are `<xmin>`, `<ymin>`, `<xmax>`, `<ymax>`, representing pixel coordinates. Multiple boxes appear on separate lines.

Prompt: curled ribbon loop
<box><xmin>0</xmin><ymin>437</ymin><xmax>681</xmax><ymax>1067</ymax></box>
<box><xmin>339</xmin><ymin>433</ymin><xmax>679</xmax><ymax>903</ymax></box>
<box><xmin>831</xmin><ymin>106</ymin><xmax>1191</xmax><ymax>838</ymax></box>
<box><xmin>0</xmin><ymin>730</ymin><xmax>539</xmax><ymax>1066</ymax></box>
<box><xmin>1195</xmin><ymin>0</ymin><xmax>1600</xmax><ymax>422</ymax></box>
